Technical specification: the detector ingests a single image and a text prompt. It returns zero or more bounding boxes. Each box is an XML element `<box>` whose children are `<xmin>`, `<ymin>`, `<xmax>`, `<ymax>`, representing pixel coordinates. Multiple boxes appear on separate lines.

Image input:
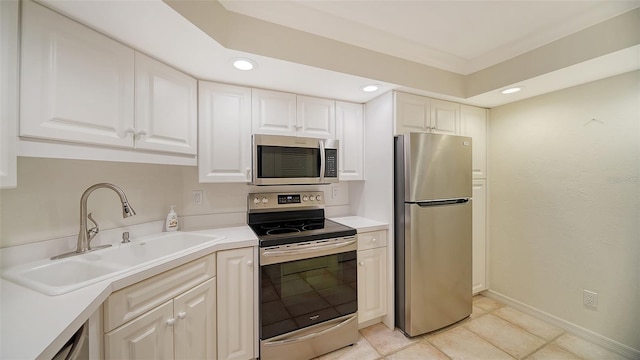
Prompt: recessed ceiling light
<box><xmin>232</xmin><ymin>58</ymin><xmax>256</xmax><ymax>71</ymax></box>
<box><xmin>361</xmin><ymin>84</ymin><xmax>379</xmax><ymax>93</ymax></box>
<box><xmin>501</xmin><ymin>86</ymin><xmax>523</xmax><ymax>94</ymax></box>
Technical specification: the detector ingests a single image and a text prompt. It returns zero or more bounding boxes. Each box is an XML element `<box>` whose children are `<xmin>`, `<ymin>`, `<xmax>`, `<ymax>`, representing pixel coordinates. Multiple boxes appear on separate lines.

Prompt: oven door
<box><xmin>259</xmin><ymin>237</ymin><xmax>357</xmax><ymax>342</ymax></box>
<box><xmin>252</xmin><ymin>134</ymin><xmax>338</xmax><ymax>185</ymax></box>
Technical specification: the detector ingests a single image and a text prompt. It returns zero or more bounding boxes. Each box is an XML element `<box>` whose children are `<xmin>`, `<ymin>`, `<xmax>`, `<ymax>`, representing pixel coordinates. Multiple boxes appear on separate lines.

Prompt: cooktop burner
<box><xmin>247</xmin><ymin>192</ymin><xmax>356</xmax><ymax>247</ymax></box>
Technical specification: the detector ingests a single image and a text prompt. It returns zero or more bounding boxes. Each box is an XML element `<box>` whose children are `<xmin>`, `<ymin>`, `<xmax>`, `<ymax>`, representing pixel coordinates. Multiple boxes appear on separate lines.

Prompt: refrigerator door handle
<box><xmin>414</xmin><ymin>198</ymin><xmax>471</xmax><ymax>207</ymax></box>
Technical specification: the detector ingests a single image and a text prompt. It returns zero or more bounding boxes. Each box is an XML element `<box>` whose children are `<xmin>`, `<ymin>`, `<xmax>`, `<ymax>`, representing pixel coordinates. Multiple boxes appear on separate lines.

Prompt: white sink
<box><xmin>1</xmin><ymin>232</ymin><xmax>224</xmax><ymax>295</ymax></box>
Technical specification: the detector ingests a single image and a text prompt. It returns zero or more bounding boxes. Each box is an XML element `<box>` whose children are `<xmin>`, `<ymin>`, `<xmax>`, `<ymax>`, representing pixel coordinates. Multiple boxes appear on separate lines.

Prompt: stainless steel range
<box><xmin>248</xmin><ymin>191</ymin><xmax>358</xmax><ymax>360</ymax></box>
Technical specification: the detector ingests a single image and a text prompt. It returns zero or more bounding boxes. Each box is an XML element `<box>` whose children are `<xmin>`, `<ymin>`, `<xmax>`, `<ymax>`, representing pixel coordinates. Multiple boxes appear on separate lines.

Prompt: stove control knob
<box><xmin>253</xmin><ymin>197</ymin><xmax>260</xmax><ymax>204</ymax></box>
<box><xmin>262</xmin><ymin>197</ymin><xmax>268</xmax><ymax>204</ymax></box>
<box><xmin>315</xmin><ymin>195</ymin><xmax>322</xmax><ymax>201</ymax></box>
<box><xmin>303</xmin><ymin>195</ymin><xmax>309</xmax><ymax>202</ymax></box>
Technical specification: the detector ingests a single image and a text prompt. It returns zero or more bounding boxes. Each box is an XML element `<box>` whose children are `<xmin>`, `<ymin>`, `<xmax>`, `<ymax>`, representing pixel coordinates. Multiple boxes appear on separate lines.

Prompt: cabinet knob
<box><xmin>166</xmin><ymin>318</ymin><xmax>176</xmax><ymax>326</ymax></box>
<box><xmin>371</xmin><ymin>238</ymin><xmax>377</xmax><ymax>243</ymax></box>
<box><xmin>118</xmin><ymin>128</ymin><xmax>136</xmax><ymax>138</ymax></box>
<box><xmin>178</xmin><ymin>312</ymin><xmax>187</xmax><ymax>320</ymax></box>
<box><xmin>358</xmin><ymin>261</ymin><xmax>364</xmax><ymax>266</ymax></box>
<box><xmin>247</xmin><ymin>260</ymin><xmax>254</xmax><ymax>267</ymax></box>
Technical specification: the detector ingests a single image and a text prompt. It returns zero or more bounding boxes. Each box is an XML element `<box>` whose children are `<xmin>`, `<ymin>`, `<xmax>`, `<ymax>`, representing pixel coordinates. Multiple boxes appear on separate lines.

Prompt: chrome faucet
<box><xmin>52</xmin><ymin>183</ymin><xmax>136</xmax><ymax>260</ymax></box>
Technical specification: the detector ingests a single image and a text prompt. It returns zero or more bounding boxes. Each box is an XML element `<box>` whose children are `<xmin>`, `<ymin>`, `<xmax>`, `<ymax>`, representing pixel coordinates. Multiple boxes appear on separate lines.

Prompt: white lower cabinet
<box><xmin>217</xmin><ymin>247</ymin><xmax>256</xmax><ymax>360</ymax></box>
<box><xmin>103</xmin><ymin>254</ymin><xmax>217</xmax><ymax>360</ymax></box>
<box><xmin>356</xmin><ymin>230</ymin><xmax>388</xmax><ymax>325</ymax></box>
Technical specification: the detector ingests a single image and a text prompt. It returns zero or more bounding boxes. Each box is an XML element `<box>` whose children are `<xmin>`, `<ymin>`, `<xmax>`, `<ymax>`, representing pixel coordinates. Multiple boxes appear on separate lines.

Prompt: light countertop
<box><xmin>0</xmin><ymin>226</ymin><xmax>257</xmax><ymax>360</ymax></box>
<box><xmin>330</xmin><ymin>216</ymin><xmax>389</xmax><ymax>232</ymax></box>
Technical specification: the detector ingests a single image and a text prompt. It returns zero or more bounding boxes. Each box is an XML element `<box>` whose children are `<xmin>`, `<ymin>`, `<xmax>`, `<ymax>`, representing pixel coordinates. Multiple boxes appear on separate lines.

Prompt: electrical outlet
<box><xmin>583</xmin><ymin>289</ymin><xmax>598</xmax><ymax>308</ymax></box>
<box><xmin>332</xmin><ymin>187</ymin><xmax>339</xmax><ymax>199</ymax></box>
<box><xmin>193</xmin><ymin>190</ymin><xmax>203</xmax><ymax>205</ymax></box>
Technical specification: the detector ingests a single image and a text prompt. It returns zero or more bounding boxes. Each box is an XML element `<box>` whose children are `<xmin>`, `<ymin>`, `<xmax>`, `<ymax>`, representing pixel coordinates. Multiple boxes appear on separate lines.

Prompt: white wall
<box><xmin>488</xmin><ymin>71</ymin><xmax>639</xmax><ymax>351</ymax></box>
<box><xmin>0</xmin><ymin>157</ymin><xmax>351</xmax><ymax>248</ymax></box>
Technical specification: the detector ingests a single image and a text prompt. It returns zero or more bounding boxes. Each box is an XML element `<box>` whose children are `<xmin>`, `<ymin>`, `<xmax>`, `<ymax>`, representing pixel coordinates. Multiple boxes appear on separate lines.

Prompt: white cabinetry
<box><xmin>461</xmin><ymin>105</ymin><xmax>488</xmax><ymax>179</ymax></box>
<box><xmin>0</xmin><ymin>0</ymin><xmax>18</xmax><ymax>188</ymax></box>
<box><xmin>19</xmin><ymin>0</ymin><xmax>197</xmax><ymax>163</ymax></box>
<box><xmin>104</xmin><ymin>254</ymin><xmax>217</xmax><ymax>360</ymax></box>
<box><xmin>199</xmin><ymin>82</ymin><xmax>252</xmax><ymax>183</ymax></box>
<box><xmin>336</xmin><ymin>101</ymin><xmax>364</xmax><ymax>181</ymax></box>
<box><xmin>472</xmin><ymin>180</ymin><xmax>487</xmax><ymax>293</ymax></box>
<box><xmin>217</xmin><ymin>247</ymin><xmax>255</xmax><ymax>360</ymax></box>
<box><xmin>135</xmin><ymin>52</ymin><xmax>197</xmax><ymax>155</ymax></box>
<box><xmin>357</xmin><ymin>230</ymin><xmax>388</xmax><ymax>325</ymax></box>
<box><xmin>394</xmin><ymin>91</ymin><xmax>459</xmax><ymax>135</ymax></box>
<box><xmin>20</xmin><ymin>0</ymin><xmax>134</xmax><ymax>148</ymax></box>
<box><xmin>252</xmin><ymin>88</ymin><xmax>335</xmax><ymax>139</ymax></box>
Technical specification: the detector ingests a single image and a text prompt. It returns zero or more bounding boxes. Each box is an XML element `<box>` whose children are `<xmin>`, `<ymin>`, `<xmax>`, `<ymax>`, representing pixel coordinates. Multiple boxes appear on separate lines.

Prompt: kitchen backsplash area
<box><xmin>0</xmin><ymin>157</ymin><xmax>352</xmax><ymax>248</ymax></box>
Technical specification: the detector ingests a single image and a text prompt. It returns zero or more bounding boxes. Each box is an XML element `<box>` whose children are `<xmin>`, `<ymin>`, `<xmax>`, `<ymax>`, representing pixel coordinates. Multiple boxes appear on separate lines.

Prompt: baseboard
<box><xmin>484</xmin><ymin>290</ymin><xmax>640</xmax><ymax>360</ymax></box>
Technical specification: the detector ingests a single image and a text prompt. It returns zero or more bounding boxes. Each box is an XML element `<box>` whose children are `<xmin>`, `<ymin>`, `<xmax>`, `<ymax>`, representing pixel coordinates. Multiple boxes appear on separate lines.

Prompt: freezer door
<box><xmin>400</xmin><ymin>200</ymin><xmax>472</xmax><ymax>336</ymax></box>
<box><xmin>402</xmin><ymin>133</ymin><xmax>472</xmax><ymax>201</ymax></box>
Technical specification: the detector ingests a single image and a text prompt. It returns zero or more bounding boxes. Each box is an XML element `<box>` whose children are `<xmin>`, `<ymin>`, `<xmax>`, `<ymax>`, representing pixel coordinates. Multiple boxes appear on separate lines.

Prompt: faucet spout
<box><xmin>76</xmin><ymin>183</ymin><xmax>136</xmax><ymax>253</ymax></box>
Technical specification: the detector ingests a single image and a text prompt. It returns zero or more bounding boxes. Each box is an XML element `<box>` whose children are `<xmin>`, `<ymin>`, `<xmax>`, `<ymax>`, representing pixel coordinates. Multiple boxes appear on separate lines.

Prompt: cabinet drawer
<box><xmin>104</xmin><ymin>254</ymin><xmax>216</xmax><ymax>332</ymax></box>
<box><xmin>357</xmin><ymin>230</ymin><xmax>387</xmax><ymax>250</ymax></box>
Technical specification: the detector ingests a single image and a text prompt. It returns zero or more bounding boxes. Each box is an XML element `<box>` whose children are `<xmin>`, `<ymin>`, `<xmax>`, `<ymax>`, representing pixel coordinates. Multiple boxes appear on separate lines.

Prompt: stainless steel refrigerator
<box><xmin>394</xmin><ymin>132</ymin><xmax>472</xmax><ymax>337</ymax></box>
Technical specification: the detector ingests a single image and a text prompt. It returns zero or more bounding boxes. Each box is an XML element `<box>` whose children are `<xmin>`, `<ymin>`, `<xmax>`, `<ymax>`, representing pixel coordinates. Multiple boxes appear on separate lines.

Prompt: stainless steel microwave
<box><xmin>252</xmin><ymin>134</ymin><xmax>339</xmax><ymax>185</ymax></box>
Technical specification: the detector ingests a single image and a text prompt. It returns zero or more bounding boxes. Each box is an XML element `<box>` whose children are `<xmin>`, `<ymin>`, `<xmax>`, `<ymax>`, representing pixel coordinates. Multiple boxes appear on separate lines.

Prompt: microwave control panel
<box><xmin>325</xmin><ymin>149</ymin><xmax>338</xmax><ymax>177</ymax></box>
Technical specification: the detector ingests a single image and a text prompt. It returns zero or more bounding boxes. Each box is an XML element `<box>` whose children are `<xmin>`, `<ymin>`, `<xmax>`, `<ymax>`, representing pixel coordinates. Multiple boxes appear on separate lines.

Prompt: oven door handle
<box><xmin>262</xmin><ymin>239</ymin><xmax>356</xmax><ymax>257</ymax></box>
<box><xmin>263</xmin><ymin>314</ymin><xmax>357</xmax><ymax>346</ymax></box>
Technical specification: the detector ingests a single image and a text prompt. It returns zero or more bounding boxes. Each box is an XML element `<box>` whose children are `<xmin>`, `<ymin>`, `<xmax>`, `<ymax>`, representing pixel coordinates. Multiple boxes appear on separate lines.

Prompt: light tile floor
<box><xmin>314</xmin><ymin>295</ymin><xmax>632</xmax><ymax>360</ymax></box>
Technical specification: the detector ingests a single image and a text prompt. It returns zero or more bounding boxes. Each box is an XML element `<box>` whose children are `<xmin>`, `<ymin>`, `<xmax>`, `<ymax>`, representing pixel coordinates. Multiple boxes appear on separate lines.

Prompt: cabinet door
<box><xmin>199</xmin><ymin>82</ymin><xmax>252</xmax><ymax>182</ymax></box>
<box><xmin>174</xmin><ymin>278</ymin><xmax>217</xmax><ymax>360</ymax></box>
<box><xmin>357</xmin><ymin>247</ymin><xmax>387</xmax><ymax>324</ymax></box>
<box><xmin>105</xmin><ymin>300</ymin><xmax>174</xmax><ymax>360</ymax></box>
<box><xmin>20</xmin><ymin>0</ymin><xmax>134</xmax><ymax>148</ymax></box>
<box><xmin>252</xmin><ymin>88</ymin><xmax>296</xmax><ymax>136</ymax></box>
<box><xmin>472</xmin><ymin>179</ymin><xmax>487</xmax><ymax>294</ymax></box>
<box><xmin>217</xmin><ymin>247</ymin><xmax>255</xmax><ymax>360</ymax></box>
<box><xmin>336</xmin><ymin>101</ymin><xmax>364</xmax><ymax>181</ymax></box>
<box><xmin>135</xmin><ymin>52</ymin><xmax>197</xmax><ymax>155</ymax></box>
<box><xmin>430</xmin><ymin>99</ymin><xmax>460</xmax><ymax>135</ymax></box>
<box><xmin>0</xmin><ymin>0</ymin><xmax>18</xmax><ymax>188</ymax></box>
<box><xmin>461</xmin><ymin>105</ymin><xmax>487</xmax><ymax>179</ymax></box>
<box><xmin>394</xmin><ymin>92</ymin><xmax>429</xmax><ymax>135</ymax></box>
<box><xmin>297</xmin><ymin>95</ymin><xmax>335</xmax><ymax>139</ymax></box>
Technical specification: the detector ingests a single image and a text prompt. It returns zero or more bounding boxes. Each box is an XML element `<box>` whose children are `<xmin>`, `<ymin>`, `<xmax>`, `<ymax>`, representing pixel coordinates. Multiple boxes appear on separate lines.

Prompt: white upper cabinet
<box><xmin>252</xmin><ymin>88</ymin><xmax>297</xmax><ymax>136</ymax></box>
<box><xmin>430</xmin><ymin>98</ymin><xmax>460</xmax><ymax>135</ymax></box>
<box><xmin>336</xmin><ymin>101</ymin><xmax>364</xmax><ymax>181</ymax></box>
<box><xmin>252</xmin><ymin>88</ymin><xmax>336</xmax><ymax>139</ymax></box>
<box><xmin>19</xmin><ymin>0</ymin><xmax>197</xmax><ymax>164</ymax></box>
<box><xmin>394</xmin><ymin>91</ymin><xmax>460</xmax><ymax>135</ymax></box>
<box><xmin>134</xmin><ymin>52</ymin><xmax>197</xmax><ymax>155</ymax></box>
<box><xmin>20</xmin><ymin>0</ymin><xmax>135</xmax><ymax>148</ymax></box>
<box><xmin>0</xmin><ymin>0</ymin><xmax>19</xmax><ymax>189</ymax></box>
<box><xmin>296</xmin><ymin>95</ymin><xmax>335</xmax><ymax>139</ymax></box>
<box><xmin>461</xmin><ymin>105</ymin><xmax>488</xmax><ymax>179</ymax></box>
<box><xmin>199</xmin><ymin>81</ymin><xmax>252</xmax><ymax>183</ymax></box>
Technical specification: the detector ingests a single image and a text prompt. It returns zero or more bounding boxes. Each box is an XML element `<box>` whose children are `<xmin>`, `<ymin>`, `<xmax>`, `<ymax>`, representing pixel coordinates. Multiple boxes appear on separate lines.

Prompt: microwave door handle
<box><xmin>319</xmin><ymin>140</ymin><xmax>326</xmax><ymax>183</ymax></box>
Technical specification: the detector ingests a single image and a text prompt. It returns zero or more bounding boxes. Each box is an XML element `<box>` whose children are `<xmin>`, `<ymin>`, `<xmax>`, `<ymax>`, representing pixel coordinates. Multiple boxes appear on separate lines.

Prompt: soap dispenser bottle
<box><xmin>165</xmin><ymin>206</ymin><xmax>178</xmax><ymax>232</ymax></box>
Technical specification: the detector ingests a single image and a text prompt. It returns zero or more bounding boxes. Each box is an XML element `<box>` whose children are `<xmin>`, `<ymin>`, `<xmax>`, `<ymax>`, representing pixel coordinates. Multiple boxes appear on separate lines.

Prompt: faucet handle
<box><xmin>87</xmin><ymin>212</ymin><xmax>100</xmax><ymax>242</ymax></box>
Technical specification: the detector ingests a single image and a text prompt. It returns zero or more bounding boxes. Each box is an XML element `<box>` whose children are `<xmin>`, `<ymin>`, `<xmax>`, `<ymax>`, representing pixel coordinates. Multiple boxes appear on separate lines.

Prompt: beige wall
<box><xmin>0</xmin><ymin>157</ymin><xmax>351</xmax><ymax>248</ymax></box>
<box><xmin>488</xmin><ymin>71</ymin><xmax>640</xmax><ymax>350</ymax></box>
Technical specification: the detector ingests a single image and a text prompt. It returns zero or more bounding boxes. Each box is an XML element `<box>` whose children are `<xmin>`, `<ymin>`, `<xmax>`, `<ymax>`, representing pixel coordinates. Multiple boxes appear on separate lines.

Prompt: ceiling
<box><xmin>39</xmin><ymin>0</ymin><xmax>640</xmax><ymax>107</ymax></box>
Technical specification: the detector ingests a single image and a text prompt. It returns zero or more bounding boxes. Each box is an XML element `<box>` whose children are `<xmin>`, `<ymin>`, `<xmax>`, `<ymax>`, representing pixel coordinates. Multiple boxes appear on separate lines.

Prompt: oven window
<box><xmin>257</xmin><ymin>146</ymin><xmax>320</xmax><ymax>178</ymax></box>
<box><xmin>260</xmin><ymin>251</ymin><xmax>357</xmax><ymax>339</ymax></box>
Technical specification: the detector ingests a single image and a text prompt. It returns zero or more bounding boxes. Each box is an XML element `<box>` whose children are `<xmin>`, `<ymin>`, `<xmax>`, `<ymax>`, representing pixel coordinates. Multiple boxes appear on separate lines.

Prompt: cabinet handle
<box><xmin>246</xmin><ymin>169</ymin><xmax>252</xmax><ymax>181</ymax></box>
<box><xmin>247</xmin><ymin>260</ymin><xmax>254</xmax><ymax>267</ymax></box>
<box><xmin>118</xmin><ymin>128</ymin><xmax>136</xmax><ymax>138</ymax></box>
<box><xmin>136</xmin><ymin>129</ymin><xmax>148</xmax><ymax>139</ymax></box>
<box><xmin>178</xmin><ymin>312</ymin><xmax>187</xmax><ymax>320</ymax></box>
<box><xmin>371</xmin><ymin>238</ymin><xmax>377</xmax><ymax>243</ymax></box>
<box><xmin>166</xmin><ymin>318</ymin><xmax>176</xmax><ymax>326</ymax></box>
<box><xmin>358</xmin><ymin>261</ymin><xmax>364</xmax><ymax>266</ymax></box>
